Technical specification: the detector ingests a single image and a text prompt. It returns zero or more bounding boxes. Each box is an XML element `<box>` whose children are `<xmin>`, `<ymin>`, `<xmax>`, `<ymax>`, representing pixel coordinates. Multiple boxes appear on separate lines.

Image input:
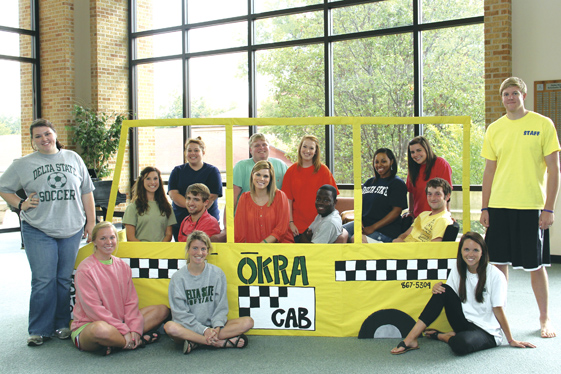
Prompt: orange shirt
<box><xmin>282</xmin><ymin>164</ymin><xmax>339</xmax><ymax>233</ymax></box>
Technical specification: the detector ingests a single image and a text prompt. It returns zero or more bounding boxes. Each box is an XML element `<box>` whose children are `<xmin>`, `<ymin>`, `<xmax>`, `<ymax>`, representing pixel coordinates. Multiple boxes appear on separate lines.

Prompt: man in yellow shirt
<box><xmin>481</xmin><ymin>77</ymin><xmax>560</xmax><ymax>338</ymax></box>
<box><xmin>394</xmin><ymin>178</ymin><xmax>452</xmax><ymax>243</ymax></box>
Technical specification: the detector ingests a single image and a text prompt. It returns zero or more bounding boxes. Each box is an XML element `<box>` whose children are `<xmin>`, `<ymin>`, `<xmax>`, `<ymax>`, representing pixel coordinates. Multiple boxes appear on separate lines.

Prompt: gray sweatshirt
<box><xmin>168</xmin><ymin>263</ymin><xmax>229</xmax><ymax>335</ymax></box>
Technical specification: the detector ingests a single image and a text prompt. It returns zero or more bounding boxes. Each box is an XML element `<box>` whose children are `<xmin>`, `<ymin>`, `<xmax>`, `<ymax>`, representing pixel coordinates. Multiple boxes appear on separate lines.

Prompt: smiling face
<box><xmin>501</xmin><ymin>85</ymin><xmax>526</xmax><ymax>115</ymax></box>
<box><xmin>252</xmin><ymin>168</ymin><xmax>271</xmax><ymax>191</ymax></box>
<box><xmin>374</xmin><ymin>152</ymin><xmax>393</xmax><ymax>179</ymax></box>
<box><xmin>315</xmin><ymin>188</ymin><xmax>336</xmax><ymax>217</ymax></box>
<box><xmin>93</xmin><ymin>226</ymin><xmax>118</xmax><ymax>260</ymax></box>
<box><xmin>32</xmin><ymin>126</ymin><xmax>58</xmax><ymax>154</ymax></box>
<box><xmin>185</xmin><ymin>143</ymin><xmax>204</xmax><ymax>166</ymax></box>
<box><xmin>409</xmin><ymin>143</ymin><xmax>427</xmax><ymax>165</ymax></box>
<box><xmin>426</xmin><ymin>186</ymin><xmax>449</xmax><ymax>213</ymax></box>
<box><xmin>250</xmin><ymin>138</ymin><xmax>270</xmax><ymax>162</ymax></box>
<box><xmin>187</xmin><ymin>239</ymin><xmax>208</xmax><ymax>265</ymax></box>
<box><xmin>186</xmin><ymin>192</ymin><xmax>208</xmax><ymax>216</ymax></box>
<box><xmin>143</xmin><ymin>171</ymin><xmax>160</xmax><ymax>195</ymax></box>
<box><xmin>461</xmin><ymin>239</ymin><xmax>482</xmax><ymax>273</ymax></box>
<box><xmin>300</xmin><ymin>139</ymin><xmax>317</xmax><ymax>164</ymax></box>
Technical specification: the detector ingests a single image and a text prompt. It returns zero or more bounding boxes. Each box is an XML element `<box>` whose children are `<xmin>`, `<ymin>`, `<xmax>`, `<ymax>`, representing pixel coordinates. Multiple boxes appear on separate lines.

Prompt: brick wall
<box><xmin>19</xmin><ymin>0</ymin><xmax>34</xmax><ymax>154</ymax></box>
<box><xmin>90</xmin><ymin>0</ymin><xmax>132</xmax><ymax>196</ymax></box>
<box><xmin>484</xmin><ymin>0</ymin><xmax>512</xmax><ymax>126</ymax></box>
<box><xmin>28</xmin><ymin>0</ymin><xmax>75</xmax><ymax>155</ymax></box>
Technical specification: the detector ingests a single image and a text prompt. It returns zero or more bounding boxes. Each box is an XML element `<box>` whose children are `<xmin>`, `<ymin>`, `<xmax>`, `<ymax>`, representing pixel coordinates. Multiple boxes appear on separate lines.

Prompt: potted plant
<box><xmin>70</xmin><ymin>105</ymin><xmax>128</xmax><ymax>179</ymax></box>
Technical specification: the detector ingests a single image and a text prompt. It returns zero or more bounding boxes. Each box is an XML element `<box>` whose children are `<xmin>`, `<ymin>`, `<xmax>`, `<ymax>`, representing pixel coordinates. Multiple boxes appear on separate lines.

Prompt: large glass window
<box><xmin>130</xmin><ymin>0</ymin><xmax>484</xmax><ymax>195</ymax></box>
<box><xmin>0</xmin><ymin>0</ymin><xmax>40</xmax><ymax>232</ymax></box>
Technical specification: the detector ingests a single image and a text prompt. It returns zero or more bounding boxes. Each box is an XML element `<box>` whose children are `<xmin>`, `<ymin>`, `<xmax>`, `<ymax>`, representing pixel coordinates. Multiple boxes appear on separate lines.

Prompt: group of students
<box><xmin>0</xmin><ymin>76</ymin><xmax>557</xmax><ymax>356</ymax></box>
<box><xmin>121</xmin><ymin>130</ymin><xmax>454</xmax><ymax>246</ymax></box>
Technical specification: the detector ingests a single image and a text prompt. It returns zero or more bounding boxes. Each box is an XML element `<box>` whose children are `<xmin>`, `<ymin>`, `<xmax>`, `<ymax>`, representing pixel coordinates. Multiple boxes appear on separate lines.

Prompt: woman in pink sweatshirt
<box><xmin>71</xmin><ymin>221</ymin><xmax>169</xmax><ymax>355</ymax></box>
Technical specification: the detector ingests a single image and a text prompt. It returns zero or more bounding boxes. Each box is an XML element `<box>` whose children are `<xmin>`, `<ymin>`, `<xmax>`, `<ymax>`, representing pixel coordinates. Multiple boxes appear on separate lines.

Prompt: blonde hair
<box><xmin>499</xmin><ymin>77</ymin><xmax>527</xmax><ymax>96</ymax></box>
<box><xmin>297</xmin><ymin>135</ymin><xmax>322</xmax><ymax>173</ymax></box>
<box><xmin>248</xmin><ymin>133</ymin><xmax>268</xmax><ymax>147</ymax></box>
<box><xmin>92</xmin><ymin>221</ymin><xmax>119</xmax><ymax>253</ymax></box>
<box><xmin>250</xmin><ymin>160</ymin><xmax>277</xmax><ymax>207</ymax></box>
<box><xmin>185</xmin><ymin>230</ymin><xmax>212</xmax><ymax>263</ymax></box>
<box><xmin>185</xmin><ymin>136</ymin><xmax>206</xmax><ymax>153</ymax></box>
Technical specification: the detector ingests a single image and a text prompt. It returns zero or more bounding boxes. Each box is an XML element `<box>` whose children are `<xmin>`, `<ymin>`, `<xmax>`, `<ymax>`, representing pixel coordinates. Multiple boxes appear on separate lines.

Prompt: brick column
<box><xmin>33</xmin><ymin>0</ymin><xmax>75</xmax><ymax>154</ymax></box>
<box><xmin>484</xmin><ymin>0</ymin><xmax>512</xmax><ymax>126</ymax></box>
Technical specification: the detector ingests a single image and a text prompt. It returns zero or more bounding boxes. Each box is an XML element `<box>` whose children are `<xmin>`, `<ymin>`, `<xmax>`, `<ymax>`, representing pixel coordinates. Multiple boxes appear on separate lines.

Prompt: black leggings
<box><xmin>418</xmin><ymin>284</ymin><xmax>497</xmax><ymax>355</ymax></box>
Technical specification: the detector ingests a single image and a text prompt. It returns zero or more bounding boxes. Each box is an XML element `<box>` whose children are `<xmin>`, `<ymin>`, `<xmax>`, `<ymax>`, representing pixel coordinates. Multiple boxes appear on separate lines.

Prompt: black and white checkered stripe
<box><xmin>238</xmin><ymin>285</ymin><xmax>289</xmax><ymax>317</ymax></box>
<box><xmin>121</xmin><ymin>258</ymin><xmax>187</xmax><ymax>279</ymax></box>
<box><xmin>335</xmin><ymin>258</ymin><xmax>456</xmax><ymax>281</ymax></box>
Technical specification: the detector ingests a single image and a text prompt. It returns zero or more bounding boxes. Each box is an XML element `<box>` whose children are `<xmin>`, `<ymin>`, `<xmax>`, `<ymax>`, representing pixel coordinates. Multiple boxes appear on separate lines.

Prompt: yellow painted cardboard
<box><xmin>77</xmin><ymin>116</ymin><xmax>470</xmax><ymax>337</ymax></box>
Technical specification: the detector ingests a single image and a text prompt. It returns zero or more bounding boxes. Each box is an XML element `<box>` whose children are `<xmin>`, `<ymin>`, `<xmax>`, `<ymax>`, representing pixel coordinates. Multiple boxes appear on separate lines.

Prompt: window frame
<box><xmin>0</xmin><ymin>0</ymin><xmax>41</xmax><ymax>234</ymax></box>
<box><xmin>128</xmin><ymin>0</ymin><xmax>483</xmax><ymax>189</ymax></box>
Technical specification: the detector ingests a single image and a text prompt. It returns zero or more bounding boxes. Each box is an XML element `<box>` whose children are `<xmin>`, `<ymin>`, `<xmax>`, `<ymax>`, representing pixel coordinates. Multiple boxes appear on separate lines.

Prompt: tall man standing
<box><xmin>233</xmin><ymin>133</ymin><xmax>288</xmax><ymax>209</ymax></box>
<box><xmin>481</xmin><ymin>77</ymin><xmax>560</xmax><ymax>338</ymax></box>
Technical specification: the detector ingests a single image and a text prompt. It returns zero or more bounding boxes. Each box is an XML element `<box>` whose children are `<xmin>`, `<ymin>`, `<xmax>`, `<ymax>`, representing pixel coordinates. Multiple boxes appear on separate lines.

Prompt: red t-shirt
<box><xmin>406</xmin><ymin>157</ymin><xmax>452</xmax><ymax>217</ymax></box>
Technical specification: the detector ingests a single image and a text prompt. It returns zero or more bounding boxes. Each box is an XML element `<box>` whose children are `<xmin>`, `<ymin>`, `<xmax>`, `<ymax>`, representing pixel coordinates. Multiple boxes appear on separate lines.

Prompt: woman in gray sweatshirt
<box><xmin>164</xmin><ymin>231</ymin><xmax>254</xmax><ymax>354</ymax></box>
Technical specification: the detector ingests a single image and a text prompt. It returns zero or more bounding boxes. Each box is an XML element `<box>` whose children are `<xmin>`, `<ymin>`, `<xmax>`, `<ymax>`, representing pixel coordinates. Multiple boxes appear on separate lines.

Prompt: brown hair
<box><xmin>456</xmin><ymin>232</ymin><xmax>489</xmax><ymax>303</ymax></box>
<box><xmin>250</xmin><ymin>160</ymin><xmax>277</xmax><ymax>207</ymax></box>
<box><xmin>407</xmin><ymin>136</ymin><xmax>437</xmax><ymax>186</ymax></box>
<box><xmin>186</xmin><ymin>183</ymin><xmax>211</xmax><ymax>202</ymax></box>
<box><xmin>297</xmin><ymin>135</ymin><xmax>322</xmax><ymax>173</ymax></box>
<box><xmin>29</xmin><ymin>119</ymin><xmax>64</xmax><ymax>150</ymax></box>
<box><xmin>131</xmin><ymin>166</ymin><xmax>172</xmax><ymax>218</ymax></box>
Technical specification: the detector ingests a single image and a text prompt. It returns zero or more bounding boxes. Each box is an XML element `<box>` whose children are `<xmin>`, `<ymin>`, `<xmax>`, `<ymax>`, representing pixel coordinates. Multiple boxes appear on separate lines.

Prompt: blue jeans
<box><xmin>22</xmin><ymin>221</ymin><xmax>83</xmax><ymax>336</ymax></box>
<box><xmin>342</xmin><ymin>221</ymin><xmax>393</xmax><ymax>243</ymax></box>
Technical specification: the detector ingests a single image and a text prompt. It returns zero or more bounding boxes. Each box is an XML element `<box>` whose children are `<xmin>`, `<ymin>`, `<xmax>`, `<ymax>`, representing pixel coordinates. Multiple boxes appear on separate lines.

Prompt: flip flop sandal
<box><xmin>391</xmin><ymin>340</ymin><xmax>419</xmax><ymax>355</ymax></box>
<box><xmin>424</xmin><ymin>330</ymin><xmax>443</xmax><ymax>341</ymax></box>
<box><xmin>222</xmin><ymin>334</ymin><xmax>249</xmax><ymax>349</ymax></box>
<box><xmin>183</xmin><ymin>340</ymin><xmax>200</xmax><ymax>354</ymax></box>
<box><xmin>140</xmin><ymin>330</ymin><xmax>160</xmax><ymax>347</ymax></box>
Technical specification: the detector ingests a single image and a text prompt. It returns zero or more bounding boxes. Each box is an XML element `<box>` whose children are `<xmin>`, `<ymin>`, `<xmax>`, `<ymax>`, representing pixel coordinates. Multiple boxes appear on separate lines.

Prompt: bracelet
<box><xmin>18</xmin><ymin>199</ymin><xmax>25</xmax><ymax>210</ymax></box>
<box><xmin>289</xmin><ymin>221</ymin><xmax>294</xmax><ymax>223</ymax></box>
<box><xmin>481</xmin><ymin>208</ymin><xmax>488</xmax><ymax>211</ymax></box>
<box><xmin>263</xmin><ymin>239</ymin><xmax>268</xmax><ymax>243</ymax></box>
<box><xmin>543</xmin><ymin>209</ymin><xmax>554</xmax><ymax>214</ymax></box>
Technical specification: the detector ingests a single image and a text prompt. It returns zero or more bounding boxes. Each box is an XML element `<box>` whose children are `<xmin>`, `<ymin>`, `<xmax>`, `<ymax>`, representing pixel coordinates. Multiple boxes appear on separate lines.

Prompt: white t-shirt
<box><xmin>446</xmin><ymin>264</ymin><xmax>507</xmax><ymax>345</ymax></box>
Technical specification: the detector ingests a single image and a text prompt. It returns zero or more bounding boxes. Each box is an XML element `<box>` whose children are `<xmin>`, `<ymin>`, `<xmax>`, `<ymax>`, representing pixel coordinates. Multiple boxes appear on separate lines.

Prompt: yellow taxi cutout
<box><xmin>74</xmin><ymin>116</ymin><xmax>471</xmax><ymax>338</ymax></box>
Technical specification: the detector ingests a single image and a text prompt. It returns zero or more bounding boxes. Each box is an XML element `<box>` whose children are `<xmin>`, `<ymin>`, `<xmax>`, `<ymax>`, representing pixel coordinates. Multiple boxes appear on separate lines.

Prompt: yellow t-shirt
<box><xmin>404</xmin><ymin>210</ymin><xmax>453</xmax><ymax>242</ymax></box>
<box><xmin>481</xmin><ymin>112</ymin><xmax>561</xmax><ymax>209</ymax></box>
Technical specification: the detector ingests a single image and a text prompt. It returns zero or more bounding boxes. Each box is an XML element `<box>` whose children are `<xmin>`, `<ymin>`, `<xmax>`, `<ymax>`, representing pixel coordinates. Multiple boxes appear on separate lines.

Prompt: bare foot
<box><xmin>541</xmin><ymin>319</ymin><xmax>556</xmax><ymax>338</ymax></box>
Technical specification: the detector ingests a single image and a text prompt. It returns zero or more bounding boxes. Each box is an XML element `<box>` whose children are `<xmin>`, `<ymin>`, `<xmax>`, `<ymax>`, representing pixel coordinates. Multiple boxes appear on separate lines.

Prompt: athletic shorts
<box><xmin>485</xmin><ymin>208</ymin><xmax>550</xmax><ymax>271</ymax></box>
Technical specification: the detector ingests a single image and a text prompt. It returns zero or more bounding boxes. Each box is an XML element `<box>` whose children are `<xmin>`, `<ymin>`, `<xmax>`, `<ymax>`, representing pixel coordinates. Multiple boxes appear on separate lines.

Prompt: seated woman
<box><xmin>164</xmin><ymin>231</ymin><xmax>254</xmax><ymax>354</ymax></box>
<box><xmin>406</xmin><ymin>136</ymin><xmax>452</xmax><ymax>218</ymax></box>
<box><xmin>123</xmin><ymin>166</ymin><xmax>176</xmax><ymax>242</ymax></box>
<box><xmin>71</xmin><ymin>222</ymin><xmax>169</xmax><ymax>355</ymax></box>
<box><xmin>391</xmin><ymin>232</ymin><xmax>535</xmax><ymax>355</ymax></box>
<box><xmin>282</xmin><ymin>135</ymin><xmax>338</xmax><ymax>242</ymax></box>
<box><xmin>235</xmin><ymin>160</ymin><xmax>294</xmax><ymax>243</ymax></box>
<box><xmin>343</xmin><ymin>148</ymin><xmax>407</xmax><ymax>243</ymax></box>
